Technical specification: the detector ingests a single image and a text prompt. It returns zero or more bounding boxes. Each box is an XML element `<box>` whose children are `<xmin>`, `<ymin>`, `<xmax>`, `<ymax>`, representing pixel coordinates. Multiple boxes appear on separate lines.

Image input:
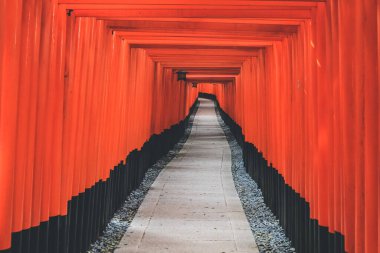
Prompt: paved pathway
<box><xmin>116</xmin><ymin>98</ymin><xmax>259</xmax><ymax>253</ymax></box>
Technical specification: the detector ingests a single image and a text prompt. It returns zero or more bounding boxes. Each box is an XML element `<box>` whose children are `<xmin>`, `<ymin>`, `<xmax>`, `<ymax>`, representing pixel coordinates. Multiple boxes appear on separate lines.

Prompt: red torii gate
<box><xmin>0</xmin><ymin>1</ymin><xmax>378</xmax><ymax>252</ymax></box>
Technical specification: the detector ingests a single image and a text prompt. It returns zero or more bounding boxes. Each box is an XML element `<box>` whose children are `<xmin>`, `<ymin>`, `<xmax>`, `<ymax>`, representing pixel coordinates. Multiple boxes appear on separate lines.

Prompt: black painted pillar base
<box><xmin>207</xmin><ymin>94</ymin><xmax>346</xmax><ymax>253</ymax></box>
<box><xmin>1</xmin><ymin>101</ymin><xmax>199</xmax><ymax>253</ymax></box>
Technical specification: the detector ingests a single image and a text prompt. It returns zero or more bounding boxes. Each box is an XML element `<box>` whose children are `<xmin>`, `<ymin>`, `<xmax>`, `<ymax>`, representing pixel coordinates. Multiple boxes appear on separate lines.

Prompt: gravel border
<box><xmin>87</xmin><ymin>99</ymin><xmax>294</xmax><ymax>253</ymax></box>
<box><xmin>87</xmin><ymin>102</ymin><xmax>199</xmax><ymax>253</ymax></box>
<box><xmin>214</xmin><ymin>104</ymin><xmax>296</xmax><ymax>253</ymax></box>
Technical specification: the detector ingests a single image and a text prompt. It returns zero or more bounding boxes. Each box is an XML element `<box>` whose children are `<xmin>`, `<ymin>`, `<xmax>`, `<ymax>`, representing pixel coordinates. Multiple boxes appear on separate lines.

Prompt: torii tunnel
<box><xmin>0</xmin><ymin>0</ymin><xmax>379</xmax><ymax>253</ymax></box>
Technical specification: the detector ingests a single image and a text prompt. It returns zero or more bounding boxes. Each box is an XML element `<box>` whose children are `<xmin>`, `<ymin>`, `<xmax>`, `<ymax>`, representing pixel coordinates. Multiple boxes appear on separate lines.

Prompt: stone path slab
<box><xmin>115</xmin><ymin>98</ymin><xmax>259</xmax><ymax>253</ymax></box>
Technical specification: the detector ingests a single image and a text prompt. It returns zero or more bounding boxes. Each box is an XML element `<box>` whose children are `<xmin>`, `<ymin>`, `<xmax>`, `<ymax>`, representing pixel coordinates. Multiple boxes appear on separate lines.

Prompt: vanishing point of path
<box><xmin>115</xmin><ymin>98</ymin><xmax>259</xmax><ymax>253</ymax></box>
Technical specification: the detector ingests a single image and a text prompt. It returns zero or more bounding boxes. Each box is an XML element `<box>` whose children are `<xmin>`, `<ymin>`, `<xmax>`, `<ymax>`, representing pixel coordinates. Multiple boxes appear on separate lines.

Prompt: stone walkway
<box><xmin>115</xmin><ymin>98</ymin><xmax>259</xmax><ymax>253</ymax></box>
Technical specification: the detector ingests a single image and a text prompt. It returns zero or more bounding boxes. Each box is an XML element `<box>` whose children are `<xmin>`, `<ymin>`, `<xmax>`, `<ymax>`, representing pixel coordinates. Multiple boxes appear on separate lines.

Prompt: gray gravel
<box><xmin>87</xmin><ymin>103</ymin><xmax>199</xmax><ymax>253</ymax></box>
<box><xmin>87</xmin><ymin>99</ymin><xmax>294</xmax><ymax>253</ymax></box>
<box><xmin>214</xmin><ymin>105</ymin><xmax>295</xmax><ymax>253</ymax></box>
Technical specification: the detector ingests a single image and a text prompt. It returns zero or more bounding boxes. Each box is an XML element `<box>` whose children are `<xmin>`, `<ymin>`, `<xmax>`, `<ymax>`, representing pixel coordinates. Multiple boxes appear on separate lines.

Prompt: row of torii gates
<box><xmin>0</xmin><ymin>1</ymin><xmax>379</xmax><ymax>252</ymax></box>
